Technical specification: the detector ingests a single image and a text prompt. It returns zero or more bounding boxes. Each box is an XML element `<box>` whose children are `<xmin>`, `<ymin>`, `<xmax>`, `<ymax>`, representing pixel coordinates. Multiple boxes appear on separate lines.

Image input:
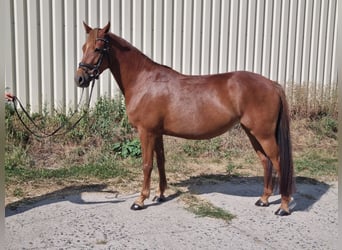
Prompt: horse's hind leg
<box><xmin>253</xmin><ymin>134</ymin><xmax>292</xmax><ymax>215</ymax></box>
<box><xmin>242</xmin><ymin>127</ymin><xmax>274</xmax><ymax>206</ymax></box>
<box><xmin>152</xmin><ymin>135</ymin><xmax>167</xmax><ymax>202</ymax></box>
<box><xmin>255</xmin><ymin>152</ymin><xmax>275</xmax><ymax>207</ymax></box>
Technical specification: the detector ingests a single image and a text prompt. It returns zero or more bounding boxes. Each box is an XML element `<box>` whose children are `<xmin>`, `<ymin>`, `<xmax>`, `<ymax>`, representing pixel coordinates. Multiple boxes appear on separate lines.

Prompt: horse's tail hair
<box><xmin>276</xmin><ymin>85</ymin><xmax>295</xmax><ymax>196</ymax></box>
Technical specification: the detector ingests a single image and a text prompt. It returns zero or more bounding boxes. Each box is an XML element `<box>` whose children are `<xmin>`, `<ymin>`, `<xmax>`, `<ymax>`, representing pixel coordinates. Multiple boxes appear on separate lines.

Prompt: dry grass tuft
<box><xmin>286</xmin><ymin>83</ymin><xmax>338</xmax><ymax>119</ymax></box>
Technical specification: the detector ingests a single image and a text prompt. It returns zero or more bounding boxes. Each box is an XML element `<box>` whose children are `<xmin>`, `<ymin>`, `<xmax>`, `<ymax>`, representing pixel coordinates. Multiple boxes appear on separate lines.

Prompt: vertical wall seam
<box><xmin>330</xmin><ymin>0</ymin><xmax>337</xmax><ymax>94</ymax></box>
<box><xmin>226</xmin><ymin>0</ymin><xmax>230</xmax><ymax>73</ymax></box>
<box><xmin>23</xmin><ymin>0</ymin><xmax>30</xmax><ymax>106</ymax></box>
<box><xmin>36</xmin><ymin>0</ymin><xmax>42</xmax><ymax>112</ymax></box>
<box><xmin>218</xmin><ymin>0</ymin><xmax>223</xmax><ymax>73</ymax></box>
<box><xmin>151</xmin><ymin>0</ymin><xmax>155</xmax><ymax>60</ymax></box>
<box><xmin>62</xmin><ymin>0</ymin><xmax>66</xmax><ymax>112</ymax></box>
<box><xmin>305</xmin><ymin>0</ymin><xmax>314</xmax><ymax>101</ymax></box>
<box><xmin>48</xmin><ymin>0</ymin><xmax>54</xmax><ymax>111</ymax></box>
<box><xmin>73</xmin><ymin>0</ymin><xmax>78</xmax><ymax>108</ymax></box>
<box><xmin>161</xmin><ymin>0</ymin><xmax>165</xmax><ymax>64</ymax></box>
<box><xmin>235</xmin><ymin>0</ymin><xmax>240</xmax><ymax>71</ymax></box>
<box><xmin>314</xmin><ymin>0</ymin><xmax>322</xmax><ymax>92</ymax></box>
<box><xmin>275</xmin><ymin>0</ymin><xmax>282</xmax><ymax>83</ymax></box>
<box><xmin>243</xmin><ymin>0</ymin><xmax>248</xmax><ymax>71</ymax></box>
<box><xmin>9</xmin><ymin>0</ymin><xmax>17</xmax><ymax>94</ymax></box>
<box><xmin>199</xmin><ymin>0</ymin><xmax>204</xmax><ymax>74</ymax></box>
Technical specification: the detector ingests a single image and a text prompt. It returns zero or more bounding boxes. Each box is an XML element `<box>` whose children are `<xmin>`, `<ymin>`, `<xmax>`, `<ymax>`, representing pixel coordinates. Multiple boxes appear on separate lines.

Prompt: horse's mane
<box><xmin>107</xmin><ymin>32</ymin><xmax>174</xmax><ymax>72</ymax></box>
<box><xmin>106</xmin><ymin>33</ymin><xmax>132</xmax><ymax>52</ymax></box>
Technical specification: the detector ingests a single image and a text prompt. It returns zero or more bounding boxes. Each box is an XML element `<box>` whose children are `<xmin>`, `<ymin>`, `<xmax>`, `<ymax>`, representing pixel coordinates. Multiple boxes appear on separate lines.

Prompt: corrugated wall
<box><xmin>5</xmin><ymin>0</ymin><xmax>338</xmax><ymax>113</ymax></box>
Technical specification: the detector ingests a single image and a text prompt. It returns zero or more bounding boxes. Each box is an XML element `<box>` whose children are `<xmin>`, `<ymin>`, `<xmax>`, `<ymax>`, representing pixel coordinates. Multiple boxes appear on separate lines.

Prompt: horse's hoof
<box><xmin>130</xmin><ymin>203</ymin><xmax>144</xmax><ymax>210</ymax></box>
<box><xmin>152</xmin><ymin>195</ymin><xmax>166</xmax><ymax>203</ymax></box>
<box><xmin>255</xmin><ymin>199</ymin><xmax>269</xmax><ymax>207</ymax></box>
<box><xmin>274</xmin><ymin>208</ymin><xmax>290</xmax><ymax>216</ymax></box>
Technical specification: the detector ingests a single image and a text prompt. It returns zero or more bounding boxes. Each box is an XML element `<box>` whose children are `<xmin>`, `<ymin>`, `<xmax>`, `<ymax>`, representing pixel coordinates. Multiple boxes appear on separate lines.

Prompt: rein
<box><xmin>10</xmin><ymin>34</ymin><xmax>109</xmax><ymax>139</ymax></box>
<box><xmin>10</xmin><ymin>80</ymin><xmax>96</xmax><ymax>138</ymax></box>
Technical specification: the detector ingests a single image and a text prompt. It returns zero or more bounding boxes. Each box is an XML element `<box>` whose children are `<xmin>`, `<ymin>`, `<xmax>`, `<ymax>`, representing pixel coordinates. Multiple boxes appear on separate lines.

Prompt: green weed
<box><xmin>226</xmin><ymin>163</ymin><xmax>238</xmax><ymax>176</ymax></box>
<box><xmin>112</xmin><ymin>138</ymin><xmax>141</xmax><ymax>158</ymax></box>
<box><xmin>13</xmin><ymin>187</ymin><xmax>24</xmax><ymax>197</ymax></box>
<box><xmin>308</xmin><ymin>115</ymin><xmax>338</xmax><ymax>139</ymax></box>
<box><xmin>181</xmin><ymin>193</ymin><xmax>235</xmax><ymax>222</ymax></box>
<box><xmin>294</xmin><ymin>151</ymin><xmax>337</xmax><ymax>177</ymax></box>
<box><xmin>5</xmin><ymin>146</ymin><xmax>30</xmax><ymax>170</ymax></box>
<box><xmin>5</xmin><ymin>161</ymin><xmax>128</xmax><ymax>183</ymax></box>
<box><xmin>182</xmin><ymin>138</ymin><xmax>223</xmax><ymax>158</ymax></box>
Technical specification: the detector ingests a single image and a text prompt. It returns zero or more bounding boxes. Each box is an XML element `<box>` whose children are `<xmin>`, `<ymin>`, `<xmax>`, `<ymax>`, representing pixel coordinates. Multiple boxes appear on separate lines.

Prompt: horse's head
<box><xmin>75</xmin><ymin>22</ymin><xmax>111</xmax><ymax>88</ymax></box>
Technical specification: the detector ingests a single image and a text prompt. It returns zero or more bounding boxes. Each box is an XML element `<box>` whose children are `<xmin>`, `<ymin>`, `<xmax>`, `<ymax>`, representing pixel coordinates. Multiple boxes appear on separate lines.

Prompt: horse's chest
<box><xmin>125</xmin><ymin>97</ymin><xmax>162</xmax><ymax>129</ymax></box>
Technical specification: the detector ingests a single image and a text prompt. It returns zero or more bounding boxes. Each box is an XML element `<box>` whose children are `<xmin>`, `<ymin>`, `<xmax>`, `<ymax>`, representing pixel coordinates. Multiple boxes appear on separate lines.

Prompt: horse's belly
<box><xmin>163</xmin><ymin>112</ymin><xmax>238</xmax><ymax>139</ymax></box>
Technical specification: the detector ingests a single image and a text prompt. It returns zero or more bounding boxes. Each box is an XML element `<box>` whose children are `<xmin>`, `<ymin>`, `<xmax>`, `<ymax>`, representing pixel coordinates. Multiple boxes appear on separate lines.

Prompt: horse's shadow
<box><xmin>5</xmin><ymin>183</ymin><xmax>183</xmax><ymax>216</ymax></box>
<box><xmin>6</xmin><ymin>176</ymin><xmax>332</xmax><ymax>216</ymax></box>
<box><xmin>171</xmin><ymin>175</ymin><xmax>332</xmax><ymax>213</ymax></box>
<box><xmin>5</xmin><ymin>184</ymin><xmax>124</xmax><ymax>217</ymax></box>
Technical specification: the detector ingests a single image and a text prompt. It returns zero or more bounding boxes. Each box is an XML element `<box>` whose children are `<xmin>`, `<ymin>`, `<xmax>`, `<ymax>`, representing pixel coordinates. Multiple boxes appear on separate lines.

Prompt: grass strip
<box><xmin>181</xmin><ymin>193</ymin><xmax>235</xmax><ymax>222</ymax></box>
<box><xmin>5</xmin><ymin>162</ymin><xmax>128</xmax><ymax>183</ymax></box>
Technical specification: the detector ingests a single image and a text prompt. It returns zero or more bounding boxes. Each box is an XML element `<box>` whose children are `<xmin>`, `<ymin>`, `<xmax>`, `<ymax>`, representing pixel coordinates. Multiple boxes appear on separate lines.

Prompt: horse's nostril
<box><xmin>75</xmin><ymin>75</ymin><xmax>84</xmax><ymax>85</ymax></box>
<box><xmin>78</xmin><ymin>76</ymin><xmax>83</xmax><ymax>84</ymax></box>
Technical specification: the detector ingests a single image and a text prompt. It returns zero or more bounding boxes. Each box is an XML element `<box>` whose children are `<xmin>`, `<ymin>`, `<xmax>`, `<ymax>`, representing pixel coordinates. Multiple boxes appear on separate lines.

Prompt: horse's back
<box><xmin>161</xmin><ymin>71</ymin><xmax>280</xmax><ymax>139</ymax></box>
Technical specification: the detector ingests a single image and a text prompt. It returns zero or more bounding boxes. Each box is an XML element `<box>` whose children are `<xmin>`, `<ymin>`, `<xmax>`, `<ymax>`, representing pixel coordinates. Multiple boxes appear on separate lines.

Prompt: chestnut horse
<box><xmin>75</xmin><ymin>22</ymin><xmax>295</xmax><ymax>216</ymax></box>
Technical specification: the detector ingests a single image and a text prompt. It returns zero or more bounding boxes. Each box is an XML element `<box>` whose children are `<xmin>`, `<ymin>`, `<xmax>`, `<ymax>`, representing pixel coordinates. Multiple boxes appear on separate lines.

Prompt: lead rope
<box><xmin>10</xmin><ymin>80</ymin><xmax>96</xmax><ymax>138</ymax></box>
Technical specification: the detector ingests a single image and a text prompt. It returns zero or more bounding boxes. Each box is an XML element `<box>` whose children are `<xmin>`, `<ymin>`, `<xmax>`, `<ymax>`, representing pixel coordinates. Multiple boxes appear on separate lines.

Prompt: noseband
<box><xmin>78</xmin><ymin>37</ymin><xmax>109</xmax><ymax>81</ymax></box>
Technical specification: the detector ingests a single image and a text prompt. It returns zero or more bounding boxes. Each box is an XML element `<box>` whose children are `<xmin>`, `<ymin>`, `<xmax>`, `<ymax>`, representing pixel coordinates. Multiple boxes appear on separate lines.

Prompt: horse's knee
<box><xmin>143</xmin><ymin>162</ymin><xmax>153</xmax><ymax>174</ymax></box>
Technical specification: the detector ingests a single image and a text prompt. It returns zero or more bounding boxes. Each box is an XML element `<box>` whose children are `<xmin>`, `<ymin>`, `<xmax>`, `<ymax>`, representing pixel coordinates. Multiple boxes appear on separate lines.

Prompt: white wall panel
<box><xmin>13</xmin><ymin>0</ymin><xmax>29</xmax><ymax>106</ymax></box>
<box><xmin>210</xmin><ymin>0</ymin><xmax>221</xmax><ymax>74</ymax></box>
<box><xmin>64</xmin><ymin>0</ymin><xmax>77</xmax><ymax>111</ymax></box>
<box><xmin>99</xmin><ymin>0</ymin><xmax>112</xmax><ymax>98</ymax></box>
<box><xmin>183</xmin><ymin>0</ymin><xmax>193</xmax><ymax>74</ymax></box>
<box><xmin>27</xmin><ymin>0</ymin><xmax>40</xmax><ymax>112</ymax></box>
<box><xmin>5</xmin><ymin>0</ymin><xmax>338</xmax><ymax>113</ymax></box>
<box><xmin>163</xmin><ymin>0</ymin><xmax>173</xmax><ymax>69</ymax></box>
<box><xmin>245</xmin><ymin>0</ymin><xmax>256</xmax><ymax>73</ymax></box>
<box><xmin>191</xmin><ymin>0</ymin><xmax>203</xmax><ymax>75</ymax></box>
<box><xmin>52</xmin><ymin>0</ymin><xmax>65</xmax><ymax>111</ymax></box>
<box><xmin>218</xmin><ymin>0</ymin><xmax>230</xmax><ymax>73</ymax></box>
<box><xmin>173</xmin><ymin>0</ymin><xmax>183</xmax><ymax>73</ymax></box>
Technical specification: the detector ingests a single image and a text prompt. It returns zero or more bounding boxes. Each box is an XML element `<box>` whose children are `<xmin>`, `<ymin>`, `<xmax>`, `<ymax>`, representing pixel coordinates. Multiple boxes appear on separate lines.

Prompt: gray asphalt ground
<box><xmin>5</xmin><ymin>178</ymin><xmax>337</xmax><ymax>249</ymax></box>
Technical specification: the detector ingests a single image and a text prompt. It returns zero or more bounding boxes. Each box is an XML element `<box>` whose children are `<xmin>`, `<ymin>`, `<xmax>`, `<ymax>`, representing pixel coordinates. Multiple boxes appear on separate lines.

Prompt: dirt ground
<box><xmin>5</xmin><ymin>177</ymin><xmax>338</xmax><ymax>249</ymax></box>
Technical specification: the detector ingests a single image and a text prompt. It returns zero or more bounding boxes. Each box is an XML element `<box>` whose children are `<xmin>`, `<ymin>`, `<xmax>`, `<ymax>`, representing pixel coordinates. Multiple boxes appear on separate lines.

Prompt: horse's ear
<box><xmin>103</xmin><ymin>22</ymin><xmax>110</xmax><ymax>33</ymax></box>
<box><xmin>83</xmin><ymin>21</ymin><xmax>92</xmax><ymax>34</ymax></box>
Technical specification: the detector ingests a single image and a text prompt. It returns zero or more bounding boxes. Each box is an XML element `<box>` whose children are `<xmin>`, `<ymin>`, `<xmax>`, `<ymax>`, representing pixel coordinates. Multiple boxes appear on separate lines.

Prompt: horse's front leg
<box><xmin>131</xmin><ymin>129</ymin><xmax>156</xmax><ymax>210</ymax></box>
<box><xmin>152</xmin><ymin>135</ymin><xmax>167</xmax><ymax>202</ymax></box>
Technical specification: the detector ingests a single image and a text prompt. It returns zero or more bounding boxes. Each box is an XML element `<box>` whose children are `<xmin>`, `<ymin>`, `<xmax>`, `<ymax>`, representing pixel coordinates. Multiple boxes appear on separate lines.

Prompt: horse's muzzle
<box><xmin>75</xmin><ymin>70</ymin><xmax>91</xmax><ymax>88</ymax></box>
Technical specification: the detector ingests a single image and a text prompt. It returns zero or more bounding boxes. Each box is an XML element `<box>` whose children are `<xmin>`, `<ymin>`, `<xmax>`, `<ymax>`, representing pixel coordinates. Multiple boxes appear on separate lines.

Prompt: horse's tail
<box><xmin>276</xmin><ymin>85</ymin><xmax>295</xmax><ymax>197</ymax></box>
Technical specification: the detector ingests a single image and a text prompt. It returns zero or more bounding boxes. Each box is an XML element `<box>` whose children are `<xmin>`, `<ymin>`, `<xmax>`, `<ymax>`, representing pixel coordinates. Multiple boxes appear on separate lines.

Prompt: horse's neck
<box><xmin>108</xmin><ymin>33</ymin><xmax>154</xmax><ymax>96</ymax></box>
